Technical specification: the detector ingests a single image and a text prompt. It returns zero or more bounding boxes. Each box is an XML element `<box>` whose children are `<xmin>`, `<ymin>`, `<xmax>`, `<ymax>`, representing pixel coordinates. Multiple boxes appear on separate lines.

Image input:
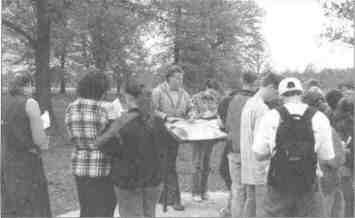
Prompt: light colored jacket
<box><xmin>241</xmin><ymin>93</ymin><xmax>270</xmax><ymax>185</ymax></box>
<box><xmin>152</xmin><ymin>82</ymin><xmax>192</xmax><ymax>119</ymax></box>
<box><xmin>319</xmin><ymin>128</ymin><xmax>346</xmax><ymax>195</ymax></box>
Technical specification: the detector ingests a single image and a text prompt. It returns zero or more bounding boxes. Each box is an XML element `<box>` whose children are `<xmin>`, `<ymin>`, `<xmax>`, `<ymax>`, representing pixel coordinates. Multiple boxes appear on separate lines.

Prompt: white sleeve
<box><xmin>252</xmin><ymin>109</ymin><xmax>279</xmax><ymax>156</ymax></box>
<box><xmin>313</xmin><ymin>112</ymin><xmax>335</xmax><ymax>160</ymax></box>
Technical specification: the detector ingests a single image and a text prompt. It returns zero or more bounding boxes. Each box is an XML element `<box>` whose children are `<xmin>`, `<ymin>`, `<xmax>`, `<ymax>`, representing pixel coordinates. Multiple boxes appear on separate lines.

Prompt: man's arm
<box><xmin>151</xmin><ymin>87</ymin><xmax>168</xmax><ymax>120</ymax></box>
<box><xmin>314</xmin><ymin>112</ymin><xmax>336</xmax><ymax>168</ymax></box>
<box><xmin>252</xmin><ymin>110</ymin><xmax>279</xmax><ymax>162</ymax></box>
<box><xmin>254</xmin><ymin>151</ymin><xmax>271</xmax><ymax>162</ymax></box>
<box><xmin>184</xmin><ymin>91</ymin><xmax>193</xmax><ymax>118</ymax></box>
<box><xmin>94</xmin><ymin>112</ymin><xmax>139</xmax><ymax>147</ymax></box>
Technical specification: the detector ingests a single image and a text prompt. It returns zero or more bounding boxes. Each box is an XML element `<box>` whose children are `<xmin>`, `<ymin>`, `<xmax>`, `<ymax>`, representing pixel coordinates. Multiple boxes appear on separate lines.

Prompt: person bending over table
<box><xmin>152</xmin><ymin>64</ymin><xmax>192</xmax><ymax>211</ymax></box>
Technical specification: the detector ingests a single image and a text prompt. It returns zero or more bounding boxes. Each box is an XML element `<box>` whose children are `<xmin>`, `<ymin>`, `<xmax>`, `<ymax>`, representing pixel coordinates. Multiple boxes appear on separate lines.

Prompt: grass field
<box><xmin>40</xmin><ymin>93</ymin><xmax>228</xmax><ymax>216</ymax></box>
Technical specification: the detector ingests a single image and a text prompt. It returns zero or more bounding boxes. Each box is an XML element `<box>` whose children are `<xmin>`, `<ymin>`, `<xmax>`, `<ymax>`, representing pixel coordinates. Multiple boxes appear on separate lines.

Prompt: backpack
<box><xmin>268</xmin><ymin>105</ymin><xmax>318</xmax><ymax>194</ymax></box>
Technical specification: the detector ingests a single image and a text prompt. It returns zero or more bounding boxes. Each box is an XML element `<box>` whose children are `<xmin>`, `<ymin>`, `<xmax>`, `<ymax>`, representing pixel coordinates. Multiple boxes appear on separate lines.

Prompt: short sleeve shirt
<box><xmin>253</xmin><ymin>102</ymin><xmax>335</xmax><ymax>161</ymax></box>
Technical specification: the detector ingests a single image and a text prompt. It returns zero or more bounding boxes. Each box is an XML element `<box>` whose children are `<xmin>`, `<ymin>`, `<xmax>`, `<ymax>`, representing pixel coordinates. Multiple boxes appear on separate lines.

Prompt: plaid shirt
<box><xmin>65</xmin><ymin>98</ymin><xmax>110</xmax><ymax>177</ymax></box>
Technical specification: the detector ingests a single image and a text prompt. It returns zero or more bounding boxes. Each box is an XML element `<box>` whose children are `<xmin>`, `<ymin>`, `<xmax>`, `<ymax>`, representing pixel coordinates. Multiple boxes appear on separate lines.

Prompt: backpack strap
<box><xmin>302</xmin><ymin>106</ymin><xmax>317</xmax><ymax>122</ymax></box>
<box><xmin>275</xmin><ymin>105</ymin><xmax>290</xmax><ymax>123</ymax></box>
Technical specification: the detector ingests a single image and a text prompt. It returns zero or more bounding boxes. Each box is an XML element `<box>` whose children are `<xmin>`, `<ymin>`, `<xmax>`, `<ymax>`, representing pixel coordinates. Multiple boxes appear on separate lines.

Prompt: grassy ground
<box><xmin>41</xmin><ymin>94</ymin><xmax>228</xmax><ymax>216</ymax></box>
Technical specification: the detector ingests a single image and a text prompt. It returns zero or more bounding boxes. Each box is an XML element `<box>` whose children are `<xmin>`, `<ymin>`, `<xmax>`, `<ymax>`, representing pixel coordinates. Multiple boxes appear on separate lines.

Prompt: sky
<box><xmin>256</xmin><ymin>0</ymin><xmax>353</xmax><ymax>72</ymax></box>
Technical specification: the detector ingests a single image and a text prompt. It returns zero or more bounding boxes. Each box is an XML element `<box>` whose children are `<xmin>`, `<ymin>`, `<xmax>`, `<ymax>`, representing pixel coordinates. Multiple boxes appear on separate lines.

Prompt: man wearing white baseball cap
<box><xmin>252</xmin><ymin>77</ymin><xmax>336</xmax><ymax>217</ymax></box>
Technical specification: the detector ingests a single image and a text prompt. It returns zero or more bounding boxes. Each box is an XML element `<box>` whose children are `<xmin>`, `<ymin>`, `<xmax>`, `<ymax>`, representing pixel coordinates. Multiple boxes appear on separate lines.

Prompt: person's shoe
<box><xmin>192</xmin><ymin>194</ymin><xmax>203</xmax><ymax>202</ymax></box>
<box><xmin>201</xmin><ymin>192</ymin><xmax>209</xmax><ymax>201</ymax></box>
<box><xmin>219</xmin><ymin>207</ymin><xmax>231</xmax><ymax>217</ymax></box>
<box><xmin>173</xmin><ymin>203</ymin><xmax>185</xmax><ymax>211</ymax></box>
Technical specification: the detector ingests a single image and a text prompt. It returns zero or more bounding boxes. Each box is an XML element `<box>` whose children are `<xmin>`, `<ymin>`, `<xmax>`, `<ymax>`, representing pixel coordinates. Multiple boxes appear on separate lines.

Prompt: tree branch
<box><xmin>115</xmin><ymin>0</ymin><xmax>172</xmax><ymax>24</ymax></box>
<box><xmin>2</xmin><ymin>18</ymin><xmax>36</xmax><ymax>47</ymax></box>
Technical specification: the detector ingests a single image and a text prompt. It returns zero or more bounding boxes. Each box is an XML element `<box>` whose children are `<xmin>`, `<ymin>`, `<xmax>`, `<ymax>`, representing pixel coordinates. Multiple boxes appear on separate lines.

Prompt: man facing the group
<box><xmin>151</xmin><ymin>64</ymin><xmax>192</xmax><ymax>211</ymax></box>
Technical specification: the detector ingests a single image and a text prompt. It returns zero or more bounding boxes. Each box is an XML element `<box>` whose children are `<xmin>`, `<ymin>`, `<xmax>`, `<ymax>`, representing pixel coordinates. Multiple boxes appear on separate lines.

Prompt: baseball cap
<box><xmin>278</xmin><ymin>77</ymin><xmax>303</xmax><ymax>96</ymax></box>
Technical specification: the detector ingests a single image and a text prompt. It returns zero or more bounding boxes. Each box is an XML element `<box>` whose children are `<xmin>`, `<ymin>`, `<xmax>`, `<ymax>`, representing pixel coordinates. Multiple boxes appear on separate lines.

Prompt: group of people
<box><xmin>1</xmin><ymin>64</ymin><xmax>354</xmax><ymax>218</ymax></box>
<box><xmin>218</xmin><ymin>73</ymin><xmax>354</xmax><ymax>217</ymax></box>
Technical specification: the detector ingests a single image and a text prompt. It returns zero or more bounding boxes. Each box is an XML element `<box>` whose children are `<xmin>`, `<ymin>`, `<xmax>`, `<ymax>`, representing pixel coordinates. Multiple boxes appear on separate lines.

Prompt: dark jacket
<box><xmin>217</xmin><ymin>89</ymin><xmax>241</xmax><ymax>126</ymax></box>
<box><xmin>225</xmin><ymin>89</ymin><xmax>255</xmax><ymax>153</ymax></box>
<box><xmin>102</xmin><ymin>108</ymin><xmax>163</xmax><ymax>189</ymax></box>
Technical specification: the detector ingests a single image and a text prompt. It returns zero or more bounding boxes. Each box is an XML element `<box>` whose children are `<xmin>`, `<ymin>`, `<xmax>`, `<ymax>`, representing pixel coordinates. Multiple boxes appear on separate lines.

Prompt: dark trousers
<box><xmin>191</xmin><ymin>141</ymin><xmax>214</xmax><ymax>195</ymax></box>
<box><xmin>219</xmin><ymin>141</ymin><xmax>232</xmax><ymax>190</ymax></box>
<box><xmin>261</xmin><ymin>185</ymin><xmax>324</xmax><ymax>217</ymax></box>
<box><xmin>341</xmin><ymin>175</ymin><xmax>354</xmax><ymax>217</ymax></box>
<box><xmin>115</xmin><ymin>184</ymin><xmax>162</xmax><ymax>218</ymax></box>
<box><xmin>2</xmin><ymin>152</ymin><xmax>51</xmax><ymax>217</ymax></box>
<box><xmin>75</xmin><ymin>176</ymin><xmax>117</xmax><ymax>217</ymax></box>
<box><xmin>159</xmin><ymin>136</ymin><xmax>181</xmax><ymax>205</ymax></box>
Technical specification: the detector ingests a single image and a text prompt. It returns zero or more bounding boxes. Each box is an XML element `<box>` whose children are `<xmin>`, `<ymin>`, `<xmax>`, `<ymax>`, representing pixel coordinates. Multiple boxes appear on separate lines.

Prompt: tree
<box><xmin>146</xmin><ymin>0</ymin><xmax>265</xmax><ymax>91</ymax></box>
<box><xmin>322</xmin><ymin>0</ymin><xmax>354</xmax><ymax>46</ymax></box>
<box><xmin>50</xmin><ymin>0</ymin><xmax>75</xmax><ymax>94</ymax></box>
<box><xmin>65</xmin><ymin>0</ymin><xmax>155</xmax><ymax>92</ymax></box>
<box><xmin>3</xmin><ymin>0</ymin><xmax>52</xmax><ymax>113</ymax></box>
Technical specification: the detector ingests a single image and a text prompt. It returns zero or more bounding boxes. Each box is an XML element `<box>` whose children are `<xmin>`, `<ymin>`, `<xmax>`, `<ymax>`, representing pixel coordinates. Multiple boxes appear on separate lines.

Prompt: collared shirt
<box><xmin>252</xmin><ymin>102</ymin><xmax>335</xmax><ymax>161</ymax></box>
<box><xmin>240</xmin><ymin>93</ymin><xmax>270</xmax><ymax>185</ymax></box>
<box><xmin>65</xmin><ymin>98</ymin><xmax>111</xmax><ymax>177</ymax></box>
<box><xmin>152</xmin><ymin>81</ymin><xmax>192</xmax><ymax>119</ymax></box>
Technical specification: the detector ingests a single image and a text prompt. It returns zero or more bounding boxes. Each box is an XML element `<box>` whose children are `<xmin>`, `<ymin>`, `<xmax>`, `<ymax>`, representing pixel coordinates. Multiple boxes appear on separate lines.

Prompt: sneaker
<box><xmin>173</xmin><ymin>203</ymin><xmax>185</xmax><ymax>211</ymax></box>
<box><xmin>219</xmin><ymin>207</ymin><xmax>231</xmax><ymax>217</ymax></box>
<box><xmin>192</xmin><ymin>195</ymin><xmax>202</xmax><ymax>202</ymax></box>
<box><xmin>201</xmin><ymin>192</ymin><xmax>209</xmax><ymax>200</ymax></box>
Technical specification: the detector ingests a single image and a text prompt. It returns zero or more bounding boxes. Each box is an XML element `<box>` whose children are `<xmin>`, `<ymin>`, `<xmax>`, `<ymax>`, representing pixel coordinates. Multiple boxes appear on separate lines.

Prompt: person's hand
<box><xmin>187</xmin><ymin>116</ymin><xmax>195</xmax><ymax>123</ymax></box>
<box><xmin>167</xmin><ymin>117</ymin><xmax>179</xmax><ymax>123</ymax></box>
<box><xmin>29</xmin><ymin>148</ymin><xmax>40</xmax><ymax>155</ymax></box>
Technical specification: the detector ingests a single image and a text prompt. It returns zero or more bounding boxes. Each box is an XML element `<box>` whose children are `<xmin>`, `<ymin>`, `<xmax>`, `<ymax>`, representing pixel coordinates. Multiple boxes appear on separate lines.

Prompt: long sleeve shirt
<box><xmin>151</xmin><ymin>82</ymin><xmax>192</xmax><ymax>119</ymax></box>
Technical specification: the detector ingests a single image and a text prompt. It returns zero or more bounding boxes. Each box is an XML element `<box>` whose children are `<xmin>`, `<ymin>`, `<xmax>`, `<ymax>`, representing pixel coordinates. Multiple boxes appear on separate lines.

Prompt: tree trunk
<box><xmin>34</xmin><ymin>0</ymin><xmax>52</xmax><ymax>114</ymax></box>
<box><xmin>80</xmin><ymin>35</ymin><xmax>90</xmax><ymax>68</ymax></box>
<box><xmin>59</xmin><ymin>52</ymin><xmax>66</xmax><ymax>94</ymax></box>
<box><xmin>173</xmin><ymin>5</ymin><xmax>181</xmax><ymax>64</ymax></box>
<box><xmin>116</xmin><ymin>74</ymin><xmax>122</xmax><ymax>95</ymax></box>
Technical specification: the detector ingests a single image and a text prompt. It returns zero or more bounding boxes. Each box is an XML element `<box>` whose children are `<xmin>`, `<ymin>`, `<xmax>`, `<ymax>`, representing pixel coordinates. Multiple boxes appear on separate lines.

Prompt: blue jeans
<box><xmin>228</xmin><ymin>153</ymin><xmax>256</xmax><ymax>217</ymax></box>
<box><xmin>115</xmin><ymin>184</ymin><xmax>162</xmax><ymax>218</ymax></box>
<box><xmin>321</xmin><ymin>187</ymin><xmax>345</xmax><ymax>217</ymax></box>
<box><xmin>191</xmin><ymin>141</ymin><xmax>214</xmax><ymax>195</ymax></box>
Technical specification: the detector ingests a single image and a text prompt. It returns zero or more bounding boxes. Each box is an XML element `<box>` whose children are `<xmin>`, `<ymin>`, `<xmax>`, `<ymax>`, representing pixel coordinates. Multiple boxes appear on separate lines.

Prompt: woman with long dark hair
<box><xmin>65</xmin><ymin>71</ymin><xmax>116</xmax><ymax>217</ymax></box>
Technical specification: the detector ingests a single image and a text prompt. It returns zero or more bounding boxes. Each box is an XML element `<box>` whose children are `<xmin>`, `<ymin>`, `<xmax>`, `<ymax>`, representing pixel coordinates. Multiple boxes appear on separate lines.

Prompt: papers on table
<box><xmin>41</xmin><ymin>110</ymin><xmax>50</xmax><ymax>129</ymax></box>
<box><xmin>165</xmin><ymin>118</ymin><xmax>227</xmax><ymax>142</ymax></box>
<box><xmin>101</xmin><ymin>98</ymin><xmax>124</xmax><ymax>120</ymax></box>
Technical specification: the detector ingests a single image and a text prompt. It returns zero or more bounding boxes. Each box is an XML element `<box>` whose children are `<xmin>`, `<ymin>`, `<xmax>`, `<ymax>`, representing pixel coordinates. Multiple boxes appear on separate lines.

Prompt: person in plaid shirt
<box><xmin>65</xmin><ymin>72</ymin><xmax>116</xmax><ymax>217</ymax></box>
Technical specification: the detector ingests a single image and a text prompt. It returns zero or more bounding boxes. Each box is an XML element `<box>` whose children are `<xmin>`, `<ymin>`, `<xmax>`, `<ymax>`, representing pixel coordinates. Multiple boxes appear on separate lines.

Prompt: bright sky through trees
<box><xmin>257</xmin><ymin>0</ymin><xmax>353</xmax><ymax>72</ymax></box>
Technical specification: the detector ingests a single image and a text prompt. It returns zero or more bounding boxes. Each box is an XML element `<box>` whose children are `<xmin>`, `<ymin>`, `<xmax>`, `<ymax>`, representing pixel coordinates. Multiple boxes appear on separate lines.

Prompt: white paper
<box><xmin>41</xmin><ymin>110</ymin><xmax>50</xmax><ymax>129</ymax></box>
<box><xmin>101</xmin><ymin>98</ymin><xmax>123</xmax><ymax>120</ymax></box>
<box><xmin>165</xmin><ymin>119</ymin><xmax>227</xmax><ymax>142</ymax></box>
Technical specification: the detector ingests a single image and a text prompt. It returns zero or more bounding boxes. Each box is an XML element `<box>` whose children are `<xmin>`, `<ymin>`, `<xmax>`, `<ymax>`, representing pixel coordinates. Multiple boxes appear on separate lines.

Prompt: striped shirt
<box><xmin>240</xmin><ymin>93</ymin><xmax>270</xmax><ymax>185</ymax></box>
